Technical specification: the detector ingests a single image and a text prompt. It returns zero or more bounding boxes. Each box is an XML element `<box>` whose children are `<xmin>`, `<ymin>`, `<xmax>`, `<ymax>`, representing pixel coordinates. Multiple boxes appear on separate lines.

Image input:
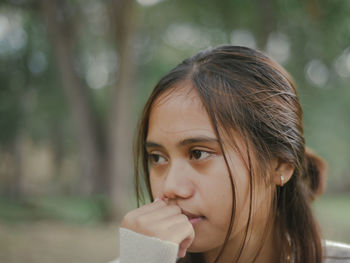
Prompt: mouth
<box><xmin>181</xmin><ymin>209</ymin><xmax>205</xmax><ymax>224</ymax></box>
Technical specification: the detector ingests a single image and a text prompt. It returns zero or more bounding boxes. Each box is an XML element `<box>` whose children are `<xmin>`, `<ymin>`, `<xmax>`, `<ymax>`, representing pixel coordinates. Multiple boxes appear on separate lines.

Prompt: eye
<box><xmin>149</xmin><ymin>153</ymin><xmax>167</xmax><ymax>165</ymax></box>
<box><xmin>190</xmin><ymin>149</ymin><xmax>210</xmax><ymax>160</ymax></box>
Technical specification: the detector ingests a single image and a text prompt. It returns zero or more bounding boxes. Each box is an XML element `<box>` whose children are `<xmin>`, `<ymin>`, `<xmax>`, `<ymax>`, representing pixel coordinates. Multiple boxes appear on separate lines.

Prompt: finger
<box><xmin>137</xmin><ymin>213</ymin><xmax>188</xmax><ymax>238</ymax></box>
<box><xmin>130</xmin><ymin>204</ymin><xmax>182</xmax><ymax>232</ymax></box>
<box><xmin>135</xmin><ymin>198</ymin><xmax>167</xmax><ymax>214</ymax></box>
<box><xmin>121</xmin><ymin>199</ymin><xmax>167</xmax><ymax>228</ymax></box>
<box><xmin>177</xmin><ymin>226</ymin><xmax>195</xmax><ymax>258</ymax></box>
<box><xmin>163</xmin><ymin>218</ymin><xmax>195</xmax><ymax>245</ymax></box>
<box><xmin>138</xmin><ymin>204</ymin><xmax>182</xmax><ymax>224</ymax></box>
<box><xmin>178</xmin><ymin>247</ymin><xmax>187</xmax><ymax>258</ymax></box>
<box><xmin>178</xmin><ymin>236</ymin><xmax>194</xmax><ymax>258</ymax></box>
<box><xmin>128</xmin><ymin>199</ymin><xmax>167</xmax><ymax>217</ymax></box>
<box><xmin>153</xmin><ymin>213</ymin><xmax>188</xmax><ymax>231</ymax></box>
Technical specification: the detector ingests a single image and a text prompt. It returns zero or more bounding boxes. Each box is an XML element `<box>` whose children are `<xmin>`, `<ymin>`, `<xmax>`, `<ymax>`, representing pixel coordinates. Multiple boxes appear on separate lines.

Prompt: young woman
<box><xmin>114</xmin><ymin>46</ymin><xmax>350</xmax><ymax>263</ymax></box>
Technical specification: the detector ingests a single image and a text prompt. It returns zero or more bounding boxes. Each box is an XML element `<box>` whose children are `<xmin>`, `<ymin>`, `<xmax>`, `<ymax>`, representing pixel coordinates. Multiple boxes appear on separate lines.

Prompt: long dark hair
<box><xmin>134</xmin><ymin>46</ymin><xmax>326</xmax><ymax>262</ymax></box>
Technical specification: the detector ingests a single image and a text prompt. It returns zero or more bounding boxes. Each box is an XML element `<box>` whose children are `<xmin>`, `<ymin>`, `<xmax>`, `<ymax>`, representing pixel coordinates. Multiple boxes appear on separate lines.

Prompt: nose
<box><xmin>162</xmin><ymin>160</ymin><xmax>195</xmax><ymax>200</ymax></box>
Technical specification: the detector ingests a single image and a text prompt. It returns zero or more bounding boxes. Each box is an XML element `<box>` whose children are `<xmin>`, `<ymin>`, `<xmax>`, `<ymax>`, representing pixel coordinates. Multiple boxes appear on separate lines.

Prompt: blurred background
<box><xmin>0</xmin><ymin>0</ymin><xmax>349</xmax><ymax>262</ymax></box>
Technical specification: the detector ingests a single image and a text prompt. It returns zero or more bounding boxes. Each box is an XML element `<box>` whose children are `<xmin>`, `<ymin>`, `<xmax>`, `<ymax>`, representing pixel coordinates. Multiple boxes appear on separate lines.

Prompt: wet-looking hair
<box><xmin>134</xmin><ymin>46</ymin><xmax>326</xmax><ymax>262</ymax></box>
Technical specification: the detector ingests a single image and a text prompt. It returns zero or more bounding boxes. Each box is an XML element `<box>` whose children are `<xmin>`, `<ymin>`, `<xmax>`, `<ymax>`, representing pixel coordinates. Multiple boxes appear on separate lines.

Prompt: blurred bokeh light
<box><xmin>0</xmin><ymin>0</ymin><xmax>349</xmax><ymax>262</ymax></box>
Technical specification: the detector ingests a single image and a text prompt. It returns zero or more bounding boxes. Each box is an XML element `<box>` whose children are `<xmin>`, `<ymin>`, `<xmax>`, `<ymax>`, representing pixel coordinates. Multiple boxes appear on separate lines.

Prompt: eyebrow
<box><xmin>145</xmin><ymin>136</ymin><xmax>219</xmax><ymax>149</ymax></box>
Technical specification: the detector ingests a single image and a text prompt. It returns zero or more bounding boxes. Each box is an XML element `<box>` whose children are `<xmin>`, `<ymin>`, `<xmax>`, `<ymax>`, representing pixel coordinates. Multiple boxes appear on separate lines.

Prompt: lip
<box><xmin>181</xmin><ymin>208</ymin><xmax>205</xmax><ymax>224</ymax></box>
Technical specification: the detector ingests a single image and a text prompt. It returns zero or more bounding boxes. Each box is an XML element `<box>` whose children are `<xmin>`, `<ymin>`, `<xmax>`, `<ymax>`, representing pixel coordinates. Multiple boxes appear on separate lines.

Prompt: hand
<box><xmin>121</xmin><ymin>199</ymin><xmax>195</xmax><ymax>258</ymax></box>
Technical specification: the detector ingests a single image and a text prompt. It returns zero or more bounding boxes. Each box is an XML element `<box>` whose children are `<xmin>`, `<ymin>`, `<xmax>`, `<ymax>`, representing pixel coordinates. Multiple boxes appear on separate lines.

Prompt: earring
<box><xmin>280</xmin><ymin>175</ymin><xmax>285</xmax><ymax>187</ymax></box>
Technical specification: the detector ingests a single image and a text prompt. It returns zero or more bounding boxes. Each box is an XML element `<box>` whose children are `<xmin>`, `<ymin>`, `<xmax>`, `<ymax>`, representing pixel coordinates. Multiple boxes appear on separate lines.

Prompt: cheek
<box><xmin>200</xmin><ymin>169</ymin><xmax>233</xmax><ymax>229</ymax></box>
<box><xmin>206</xmin><ymin>181</ymin><xmax>232</xmax><ymax>207</ymax></box>
<box><xmin>211</xmin><ymin>186</ymin><xmax>232</xmax><ymax>229</ymax></box>
<box><xmin>225</xmin><ymin>155</ymin><xmax>250</xmax><ymax>212</ymax></box>
<box><xmin>209</xmin><ymin>153</ymin><xmax>251</xmax><ymax>232</ymax></box>
<box><xmin>209</xmin><ymin>158</ymin><xmax>235</xmax><ymax>205</ymax></box>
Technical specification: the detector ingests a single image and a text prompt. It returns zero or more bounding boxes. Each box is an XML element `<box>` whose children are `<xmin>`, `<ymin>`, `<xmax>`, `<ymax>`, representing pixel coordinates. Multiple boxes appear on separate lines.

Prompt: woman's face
<box><xmin>146</xmin><ymin>82</ymin><xmax>271</xmax><ymax>254</ymax></box>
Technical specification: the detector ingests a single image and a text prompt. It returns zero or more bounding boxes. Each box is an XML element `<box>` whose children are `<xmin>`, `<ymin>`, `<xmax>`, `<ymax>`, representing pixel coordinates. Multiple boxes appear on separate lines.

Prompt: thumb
<box><xmin>178</xmin><ymin>234</ymin><xmax>194</xmax><ymax>258</ymax></box>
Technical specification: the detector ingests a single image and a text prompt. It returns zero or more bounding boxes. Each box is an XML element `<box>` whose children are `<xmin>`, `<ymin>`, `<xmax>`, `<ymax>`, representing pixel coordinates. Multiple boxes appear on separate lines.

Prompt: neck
<box><xmin>203</xmin><ymin>221</ymin><xmax>280</xmax><ymax>263</ymax></box>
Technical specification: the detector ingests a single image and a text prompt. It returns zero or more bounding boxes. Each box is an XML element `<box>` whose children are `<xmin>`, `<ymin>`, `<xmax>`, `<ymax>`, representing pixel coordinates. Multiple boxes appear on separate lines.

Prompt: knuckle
<box><xmin>121</xmin><ymin>211</ymin><xmax>134</xmax><ymax>227</ymax></box>
<box><xmin>185</xmin><ymin>222</ymin><xmax>194</xmax><ymax>234</ymax></box>
<box><xmin>168</xmin><ymin>205</ymin><xmax>181</xmax><ymax>214</ymax></box>
<box><xmin>158</xmin><ymin>199</ymin><xmax>167</xmax><ymax>206</ymax></box>
<box><xmin>175</xmin><ymin>213</ymin><xmax>188</xmax><ymax>223</ymax></box>
<box><xmin>135</xmin><ymin>214</ymin><xmax>148</xmax><ymax>228</ymax></box>
<box><xmin>174</xmin><ymin>206</ymin><xmax>182</xmax><ymax>214</ymax></box>
<box><xmin>124</xmin><ymin>211</ymin><xmax>133</xmax><ymax>220</ymax></box>
<box><xmin>153</xmin><ymin>199</ymin><xmax>166</xmax><ymax>207</ymax></box>
<box><xmin>134</xmin><ymin>216</ymin><xmax>142</xmax><ymax>228</ymax></box>
<box><xmin>179</xmin><ymin>214</ymin><xmax>188</xmax><ymax>221</ymax></box>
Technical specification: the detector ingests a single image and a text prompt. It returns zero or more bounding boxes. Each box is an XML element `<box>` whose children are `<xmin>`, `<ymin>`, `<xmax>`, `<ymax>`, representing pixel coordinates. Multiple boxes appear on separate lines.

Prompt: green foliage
<box><xmin>136</xmin><ymin>0</ymin><xmax>350</xmax><ymax>190</ymax></box>
<box><xmin>0</xmin><ymin>0</ymin><xmax>349</xmax><ymax>196</ymax></box>
<box><xmin>0</xmin><ymin>195</ymin><xmax>109</xmax><ymax>224</ymax></box>
<box><xmin>0</xmin><ymin>81</ymin><xmax>22</xmax><ymax>144</ymax></box>
<box><xmin>313</xmin><ymin>194</ymin><xmax>350</xmax><ymax>243</ymax></box>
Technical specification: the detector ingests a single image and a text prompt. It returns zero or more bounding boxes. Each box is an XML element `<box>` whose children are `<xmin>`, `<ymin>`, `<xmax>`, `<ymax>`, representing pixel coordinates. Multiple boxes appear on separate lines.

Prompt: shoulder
<box><xmin>323</xmin><ymin>240</ymin><xmax>350</xmax><ymax>262</ymax></box>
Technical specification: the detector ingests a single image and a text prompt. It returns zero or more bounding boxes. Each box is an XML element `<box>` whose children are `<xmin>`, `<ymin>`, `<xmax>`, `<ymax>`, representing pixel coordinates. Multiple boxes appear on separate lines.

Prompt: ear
<box><xmin>272</xmin><ymin>159</ymin><xmax>295</xmax><ymax>186</ymax></box>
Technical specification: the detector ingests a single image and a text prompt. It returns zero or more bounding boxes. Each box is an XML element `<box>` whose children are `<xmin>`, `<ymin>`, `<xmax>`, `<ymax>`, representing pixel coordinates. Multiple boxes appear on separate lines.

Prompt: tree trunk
<box><xmin>39</xmin><ymin>0</ymin><xmax>103</xmax><ymax>195</ymax></box>
<box><xmin>6</xmin><ymin>134</ymin><xmax>23</xmax><ymax>198</ymax></box>
<box><xmin>107</xmin><ymin>0</ymin><xmax>138</xmax><ymax>220</ymax></box>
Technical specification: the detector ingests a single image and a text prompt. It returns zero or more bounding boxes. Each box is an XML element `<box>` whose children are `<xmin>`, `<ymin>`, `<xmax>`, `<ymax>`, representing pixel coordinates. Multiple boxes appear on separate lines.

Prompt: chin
<box><xmin>187</xmin><ymin>240</ymin><xmax>215</xmax><ymax>253</ymax></box>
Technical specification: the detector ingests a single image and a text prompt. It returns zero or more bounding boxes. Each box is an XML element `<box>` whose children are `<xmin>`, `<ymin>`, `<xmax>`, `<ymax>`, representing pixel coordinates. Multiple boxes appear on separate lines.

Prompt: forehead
<box><xmin>152</xmin><ymin>81</ymin><xmax>200</xmax><ymax>109</ymax></box>
<box><xmin>147</xmin><ymin>82</ymin><xmax>215</xmax><ymax>139</ymax></box>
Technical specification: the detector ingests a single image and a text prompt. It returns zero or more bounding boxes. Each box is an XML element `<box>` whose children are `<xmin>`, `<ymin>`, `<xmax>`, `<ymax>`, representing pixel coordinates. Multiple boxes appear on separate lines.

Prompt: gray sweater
<box><xmin>112</xmin><ymin>228</ymin><xmax>350</xmax><ymax>263</ymax></box>
<box><xmin>324</xmin><ymin>240</ymin><xmax>350</xmax><ymax>262</ymax></box>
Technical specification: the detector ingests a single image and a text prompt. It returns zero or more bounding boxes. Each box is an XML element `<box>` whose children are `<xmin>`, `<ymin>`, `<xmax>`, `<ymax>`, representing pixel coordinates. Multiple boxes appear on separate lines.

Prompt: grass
<box><xmin>0</xmin><ymin>221</ymin><xmax>119</xmax><ymax>263</ymax></box>
<box><xmin>0</xmin><ymin>196</ymin><xmax>117</xmax><ymax>263</ymax></box>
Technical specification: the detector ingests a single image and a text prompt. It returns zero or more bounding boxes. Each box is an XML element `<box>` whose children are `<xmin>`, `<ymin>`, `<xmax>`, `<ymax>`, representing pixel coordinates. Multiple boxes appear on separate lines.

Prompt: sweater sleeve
<box><xmin>119</xmin><ymin>227</ymin><xmax>179</xmax><ymax>263</ymax></box>
<box><xmin>323</xmin><ymin>240</ymin><xmax>350</xmax><ymax>262</ymax></box>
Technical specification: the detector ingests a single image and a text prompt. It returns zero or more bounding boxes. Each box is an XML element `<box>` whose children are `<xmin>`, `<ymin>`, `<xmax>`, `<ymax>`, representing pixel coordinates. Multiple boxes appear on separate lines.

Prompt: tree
<box><xmin>39</xmin><ymin>0</ymin><xmax>137</xmax><ymax>218</ymax></box>
<box><xmin>107</xmin><ymin>0</ymin><xmax>138</xmax><ymax>219</ymax></box>
<box><xmin>40</xmin><ymin>0</ymin><xmax>104</xmax><ymax>195</ymax></box>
